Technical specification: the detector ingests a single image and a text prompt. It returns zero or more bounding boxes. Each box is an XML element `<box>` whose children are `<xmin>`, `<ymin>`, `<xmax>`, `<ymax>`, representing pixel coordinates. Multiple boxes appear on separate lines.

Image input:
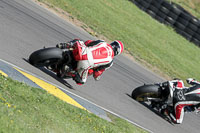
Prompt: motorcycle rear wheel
<box><xmin>29</xmin><ymin>47</ymin><xmax>63</xmax><ymax>67</ymax></box>
<box><xmin>132</xmin><ymin>84</ymin><xmax>161</xmax><ymax>102</ymax></box>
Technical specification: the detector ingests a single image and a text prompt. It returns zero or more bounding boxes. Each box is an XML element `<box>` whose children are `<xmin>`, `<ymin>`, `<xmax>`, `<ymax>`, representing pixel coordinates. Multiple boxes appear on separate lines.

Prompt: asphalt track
<box><xmin>0</xmin><ymin>0</ymin><xmax>200</xmax><ymax>133</ymax></box>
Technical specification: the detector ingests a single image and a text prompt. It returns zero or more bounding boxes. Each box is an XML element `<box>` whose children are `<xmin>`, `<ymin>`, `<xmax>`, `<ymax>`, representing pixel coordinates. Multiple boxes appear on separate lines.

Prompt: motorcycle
<box><xmin>131</xmin><ymin>82</ymin><xmax>200</xmax><ymax>123</ymax></box>
<box><xmin>29</xmin><ymin>41</ymin><xmax>84</xmax><ymax>79</ymax></box>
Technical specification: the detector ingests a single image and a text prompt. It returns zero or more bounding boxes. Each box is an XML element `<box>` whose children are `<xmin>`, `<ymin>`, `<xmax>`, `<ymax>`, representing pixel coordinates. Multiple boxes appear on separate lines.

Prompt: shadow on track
<box><xmin>23</xmin><ymin>58</ymin><xmax>74</xmax><ymax>90</ymax></box>
<box><xmin>126</xmin><ymin>93</ymin><xmax>174</xmax><ymax>125</ymax></box>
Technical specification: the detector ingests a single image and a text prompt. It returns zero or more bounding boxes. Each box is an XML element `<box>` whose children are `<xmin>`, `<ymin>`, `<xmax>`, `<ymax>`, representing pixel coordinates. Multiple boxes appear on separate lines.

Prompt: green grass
<box><xmin>38</xmin><ymin>0</ymin><xmax>200</xmax><ymax>81</ymax></box>
<box><xmin>0</xmin><ymin>75</ymin><xmax>146</xmax><ymax>133</ymax></box>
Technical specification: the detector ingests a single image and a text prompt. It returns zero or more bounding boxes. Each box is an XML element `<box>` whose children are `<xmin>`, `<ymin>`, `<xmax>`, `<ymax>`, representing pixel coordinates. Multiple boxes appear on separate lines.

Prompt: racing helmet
<box><xmin>110</xmin><ymin>40</ymin><xmax>124</xmax><ymax>56</ymax></box>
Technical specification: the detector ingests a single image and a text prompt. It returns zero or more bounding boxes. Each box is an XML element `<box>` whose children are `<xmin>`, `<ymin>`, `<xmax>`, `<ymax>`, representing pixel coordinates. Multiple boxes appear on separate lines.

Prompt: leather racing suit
<box><xmin>57</xmin><ymin>39</ymin><xmax>114</xmax><ymax>85</ymax></box>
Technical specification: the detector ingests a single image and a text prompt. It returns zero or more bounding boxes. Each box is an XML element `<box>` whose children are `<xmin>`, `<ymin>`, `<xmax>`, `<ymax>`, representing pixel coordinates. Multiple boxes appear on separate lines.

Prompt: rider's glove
<box><xmin>56</xmin><ymin>43</ymin><xmax>68</xmax><ymax>49</ymax></box>
<box><xmin>161</xmin><ymin>81</ymin><xmax>169</xmax><ymax>88</ymax></box>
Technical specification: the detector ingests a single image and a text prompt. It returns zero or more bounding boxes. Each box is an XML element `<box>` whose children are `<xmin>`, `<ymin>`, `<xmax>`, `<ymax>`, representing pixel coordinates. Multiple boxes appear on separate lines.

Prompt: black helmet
<box><xmin>110</xmin><ymin>40</ymin><xmax>124</xmax><ymax>56</ymax></box>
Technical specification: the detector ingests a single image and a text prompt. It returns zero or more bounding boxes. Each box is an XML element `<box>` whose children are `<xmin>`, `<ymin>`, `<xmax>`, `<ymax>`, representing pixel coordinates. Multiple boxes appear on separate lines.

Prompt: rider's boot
<box><xmin>72</xmin><ymin>71</ymin><xmax>84</xmax><ymax>85</ymax></box>
<box><xmin>56</xmin><ymin>64</ymin><xmax>71</xmax><ymax>78</ymax></box>
<box><xmin>162</xmin><ymin>106</ymin><xmax>177</xmax><ymax>123</ymax></box>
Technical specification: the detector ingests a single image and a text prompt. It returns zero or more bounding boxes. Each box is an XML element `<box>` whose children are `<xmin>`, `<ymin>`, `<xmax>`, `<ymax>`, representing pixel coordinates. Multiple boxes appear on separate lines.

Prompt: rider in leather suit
<box><xmin>56</xmin><ymin>39</ymin><xmax>124</xmax><ymax>85</ymax></box>
<box><xmin>162</xmin><ymin>78</ymin><xmax>200</xmax><ymax>124</ymax></box>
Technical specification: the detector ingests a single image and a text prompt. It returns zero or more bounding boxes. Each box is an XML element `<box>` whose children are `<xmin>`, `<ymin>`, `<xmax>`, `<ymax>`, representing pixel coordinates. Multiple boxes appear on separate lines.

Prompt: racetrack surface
<box><xmin>0</xmin><ymin>0</ymin><xmax>200</xmax><ymax>132</ymax></box>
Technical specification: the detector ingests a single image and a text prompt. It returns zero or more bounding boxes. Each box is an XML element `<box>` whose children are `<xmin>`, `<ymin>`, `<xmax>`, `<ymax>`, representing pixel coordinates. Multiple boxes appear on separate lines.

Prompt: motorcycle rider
<box><xmin>56</xmin><ymin>39</ymin><xmax>124</xmax><ymax>85</ymax></box>
<box><xmin>161</xmin><ymin>78</ymin><xmax>200</xmax><ymax>124</ymax></box>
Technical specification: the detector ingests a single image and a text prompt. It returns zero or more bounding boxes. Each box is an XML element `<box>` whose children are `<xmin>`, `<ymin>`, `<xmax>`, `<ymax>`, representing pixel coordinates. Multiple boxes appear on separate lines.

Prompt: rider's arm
<box><xmin>56</xmin><ymin>39</ymin><xmax>81</xmax><ymax>49</ymax></box>
<box><xmin>84</xmin><ymin>40</ymin><xmax>105</xmax><ymax>47</ymax></box>
<box><xmin>186</xmin><ymin>78</ymin><xmax>200</xmax><ymax>85</ymax></box>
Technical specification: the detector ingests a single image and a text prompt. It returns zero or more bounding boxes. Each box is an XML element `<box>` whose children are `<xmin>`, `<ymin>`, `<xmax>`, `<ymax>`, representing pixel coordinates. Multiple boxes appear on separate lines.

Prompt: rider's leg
<box><xmin>73</xmin><ymin>60</ymin><xmax>90</xmax><ymax>84</ymax></box>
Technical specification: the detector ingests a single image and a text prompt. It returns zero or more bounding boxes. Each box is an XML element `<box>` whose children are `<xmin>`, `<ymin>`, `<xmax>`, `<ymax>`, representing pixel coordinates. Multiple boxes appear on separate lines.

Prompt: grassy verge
<box><xmin>0</xmin><ymin>75</ymin><xmax>146</xmax><ymax>133</ymax></box>
<box><xmin>36</xmin><ymin>0</ymin><xmax>200</xmax><ymax>81</ymax></box>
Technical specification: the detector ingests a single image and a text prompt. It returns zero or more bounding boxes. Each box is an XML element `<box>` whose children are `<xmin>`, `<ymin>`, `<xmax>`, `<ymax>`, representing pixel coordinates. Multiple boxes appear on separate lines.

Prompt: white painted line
<box><xmin>0</xmin><ymin>58</ymin><xmax>153</xmax><ymax>133</ymax></box>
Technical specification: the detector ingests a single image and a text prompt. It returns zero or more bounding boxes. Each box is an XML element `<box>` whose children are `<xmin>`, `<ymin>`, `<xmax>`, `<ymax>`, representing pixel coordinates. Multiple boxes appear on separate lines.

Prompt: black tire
<box><xmin>190</xmin><ymin>18</ymin><xmax>200</xmax><ymax>27</ymax></box>
<box><xmin>159</xmin><ymin>6</ymin><xmax>170</xmax><ymax>15</ymax></box>
<box><xmin>132</xmin><ymin>84</ymin><xmax>161</xmax><ymax>102</ymax></box>
<box><xmin>181</xmin><ymin>31</ymin><xmax>192</xmax><ymax>41</ymax></box>
<box><xmin>167</xmin><ymin>12</ymin><xmax>178</xmax><ymax>20</ymax></box>
<box><xmin>150</xmin><ymin>0</ymin><xmax>162</xmax><ymax>8</ymax></box>
<box><xmin>146</xmin><ymin>9</ymin><xmax>156</xmax><ymax>18</ymax></box>
<box><xmin>155</xmin><ymin>15</ymin><xmax>165</xmax><ymax>23</ymax></box>
<box><xmin>197</xmin><ymin>28</ymin><xmax>200</xmax><ymax>35</ymax></box>
<box><xmin>133</xmin><ymin>0</ymin><xmax>144</xmax><ymax>9</ymax></box>
<box><xmin>148</xmin><ymin>5</ymin><xmax>158</xmax><ymax>14</ymax></box>
<box><xmin>179</xmin><ymin>13</ymin><xmax>192</xmax><ymax>21</ymax></box>
<box><xmin>29</xmin><ymin>47</ymin><xmax>63</xmax><ymax>67</ymax></box>
<box><xmin>184</xmin><ymin>27</ymin><xmax>195</xmax><ymax>36</ymax></box>
<box><xmin>187</xmin><ymin>22</ymin><xmax>198</xmax><ymax>32</ymax></box>
<box><xmin>170</xmin><ymin>4</ymin><xmax>182</xmax><ymax>15</ymax></box>
<box><xmin>139</xmin><ymin>0</ymin><xmax>150</xmax><ymax>9</ymax></box>
<box><xmin>174</xmin><ymin>22</ymin><xmax>186</xmax><ymax>31</ymax></box>
<box><xmin>157</xmin><ymin>10</ymin><xmax>167</xmax><ymax>19</ymax></box>
<box><xmin>161</xmin><ymin>1</ymin><xmax>172</xmax><ymax>10</ymax></box>
<box><xmin>193</xmin><ymin>33</ymin><xmax>200</xmax><ymax>41</ymax></box>
<box><xmin>165</xmin><ymin>16</ymin><xmax>176</xmax><ymax>25</ymax></box>
<box><xmin>191</xmin><ymin>38</ymin><xmax>200</xmax><ymax>46</ymax></box>
<box><xmin>177</xmin><ymin>17</ymin><xmax>189</xmax><ymax>26</ymax></box>
<box><xmin>143</xmin><ymin>0</ymin><xmax>152</xmax><ymax>4</ymax></box>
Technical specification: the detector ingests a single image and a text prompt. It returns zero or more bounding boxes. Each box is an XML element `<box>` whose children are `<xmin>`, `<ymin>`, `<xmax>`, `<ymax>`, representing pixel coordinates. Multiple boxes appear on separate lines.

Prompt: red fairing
<box><xmin>94</xmin><ymin>69</ymin><xmax>105</xmax><ymax>78</ymax></box>
<box><xmin>177</xmin><ymin>81</ymin><xmax>184</xmax><ymax>88</ymax></box>
<box><xmin>72</xmin><ymin>41</ymin><xmax>83</xmax><ymax>61</ymax></box>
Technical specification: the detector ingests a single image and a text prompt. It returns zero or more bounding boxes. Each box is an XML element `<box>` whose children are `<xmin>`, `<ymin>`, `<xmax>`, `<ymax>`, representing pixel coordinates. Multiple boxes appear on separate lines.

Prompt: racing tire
<box><xmin>29</xmin><ymin>47</ymin><xmax>63</xmax><ymax>67</ymax></box>
<box><xmin>132</xmin><ymin>84</ymin><xmax>161</xmax><ymax>102</ymax></box>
